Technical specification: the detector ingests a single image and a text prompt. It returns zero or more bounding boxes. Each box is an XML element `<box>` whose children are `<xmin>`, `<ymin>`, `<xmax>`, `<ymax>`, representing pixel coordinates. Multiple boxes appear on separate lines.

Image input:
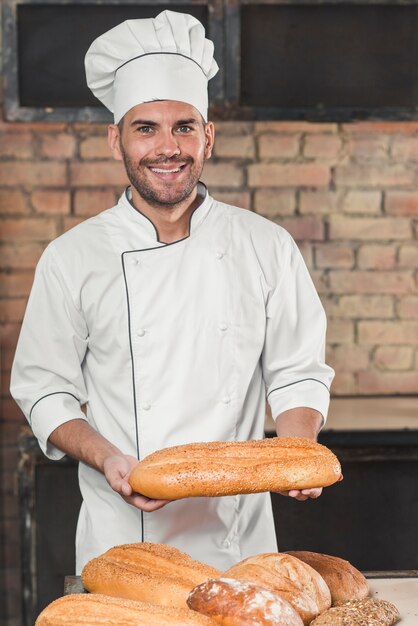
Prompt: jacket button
<box><xmin>219</xmin><ymin>323</ymin><xmax>228</xmax><ymax>332</ymax></box>
<box><xmin>141</xmin><ymin>402</ymin><xmax>151</xmax><ymax>411</ymax></box>
<box><xmin>222</xmin><ymin>396</ymin><xmax>231</xmax><ymax>405</ymax></box>
<box><xmin>216</xmin><ymin>251</ymin><xmax>224</xmax><ymax>260</ymax></box>
<box><xmin>137</xmin><ymin>329</ymin><xmax>146</xmax><ymax>337</ymax></box>
<box><xmin>131</xmin><ymin>258</ymin><xmax>140</xmax><ymax>265</ymax></box>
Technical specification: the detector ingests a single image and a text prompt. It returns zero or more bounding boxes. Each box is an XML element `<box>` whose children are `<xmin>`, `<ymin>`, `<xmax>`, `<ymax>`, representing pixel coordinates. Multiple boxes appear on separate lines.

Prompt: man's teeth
<box><xmin>151</xmin><ymin>167</ymin><xmax>182</xmax><ymax>174</ymax></box>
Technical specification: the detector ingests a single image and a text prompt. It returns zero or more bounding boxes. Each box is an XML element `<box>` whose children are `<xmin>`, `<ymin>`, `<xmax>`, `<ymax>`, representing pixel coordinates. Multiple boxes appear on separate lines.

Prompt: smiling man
<box><xmin>10</xmin><ymin>10</ymin><xmax>334</xmax><ymax>574</ymax></box>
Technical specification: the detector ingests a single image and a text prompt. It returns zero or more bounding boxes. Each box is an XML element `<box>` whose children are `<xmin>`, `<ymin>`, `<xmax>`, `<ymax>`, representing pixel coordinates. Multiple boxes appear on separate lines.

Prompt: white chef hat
<box><xmin>85</xmin><ymin>10</ymin><xmax>218</xmax><ymax>123</ymax></box>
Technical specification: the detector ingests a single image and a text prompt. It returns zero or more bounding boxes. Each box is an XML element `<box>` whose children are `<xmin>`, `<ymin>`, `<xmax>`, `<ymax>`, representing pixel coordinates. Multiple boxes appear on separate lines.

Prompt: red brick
<box><xmin>391</xmin><ymin>137</ymin><xmax>418</xmax><ymax>161</ymax></box>
<box><xmin>326</xmin><ymin>344</ymin><xmax>370</xmax><ymax>371</ymax></box>
<box><xmin>299</xmin><ymin>191</ymin><xmax>340</xmax><ymax>215</ymax></box>
<box><xmin>303</xmin><ymin>135</ymin><xmax>342</xmax><ymax>160</ymax></box>
<box><xmin>329</xmin><ymin>271</ymin><xmax>414</xmax><ymax>294</ymax></box>
<box><xmin>337</xmin><ymin>295</ymin><xmax>394</xmax><ymax>319</ymax></box>
<box><xmin>31</xmin><ymin>190</ymin><xmax>71</xmax><ymax>214</ymax></box>
<box><xmin>0</xmin><ymin>299</ymin><xmax>27</xmax><ymax>323</ymax></box>
<box><xmin>342</xmin><ymin>190</ymin><xmax>382</xmax><ymax>214</ymax></box>
<box><xmin>69</xmin><ymin>162</ymin><xmax>128</xmax><ymax>187</ymax></box>
<box><xmin>359</xmin><ymin>320</ymin><xmax>418</xmax><ymax>344</ymax></box>
<box><xmin>255</xmin><ymin>121</ymin><xmax>337</xmax><ymax>134</ymax></box>
<box><xmin>334</xmin><ymin>165</ymin><xmax>414</xmax><ymax>187</ymax></box>
<box><xmin>310</xmin><ymin>271</ymin><xmax>328</xmax><ymax>294</ymax></box>
<box><xmin>315</xmin><ymin>244</ymin><xmax>354</xmax><ymax>269</ymax></box>
<box><xmin>74</xmin><ymin>189</ymin><xmax>116</xmax><ymax>216</ymax></box>
<box><xmin>258</xmin><ymin>134</ymin><xmax>300</xmax><ymax>159</ymax></box>
<box><xmin>342</xmin><ymin>121</ymin><xmax>418</xmax><ymax>134</ymax></box>
<box><xmin>0</xmin><ymin>132</ymin><xmax>34</xmax><ymax>159</ymax></box>
<box><xmin>80</xmin><ymin>135</ymin><xmax>111</xmax><ymax>159</ymax></box>
<box><xmin>214</xmin><ymin>191</ymin><xmax>251</xmax><ymax>210</ymax></box>
<box><xmin>0</xmin><ymin>421</ymin><xmax>23</xmax><ymax>445</ymax></box>
<box><xmin>399</xmin><ymin>245</ymin><xmax>418</xmax><ymax>268</ymax></box>
<box><xmin>1</xmin><ymin>347</ymin><xmax>18</xmax><ymax>370</ymax></box>
<box><xmin>374</xmin><ymin>346</ymin><xmax>414</xmax><ymax>370</ymax></box>
<box><xmin>0</xmin><ymin>190</ymin><xmax>29</xmax><ymax>214</ymax></box>
<box><xmin>248</xmin><ymin>164</ymin><xmax>330</xmax><ymax>187</ymax></box>
<box><xmin>357</xmin><ymin>245</ymin><xmax>397</xmax><ymax>270</ymax></box>
<box><xmin>358</xmin><ymin>371</ymin><xmax>418</xmax><ymax>394</ymax></box>
<box><xmin>1</xmin><ymin>368</ymin><xmax>11</xmax><ymax>396</ymax></box>
<box><xmin>0</xmin><ymin>162</ymin><xmax>67</xmax><ymax>187</ymax></box>
<box><xmin>330</xmin><ymin>372</ymin><xmax>356</xmax><ymax>395</ymax></box>
<box><xmin>254</xmin><ymin>190</ymin><xmax>295</xmax><ymax>217</ymax></box>
<box><xmin>0</xmin><ymin>217</ymin><xmax>57</xmax><ymax>242</ymax></box>
<box><xmin>1</xmin><ymin>396</ymin><xmax>26</xmax><ymax>421</ymax></box>
<box><xmin>214</xmin><ymin>121</ymin><xmax>253</xmax><ymax>135</ymax></box>
<box><xmin>0</xmin><ymin>242</ymin><xmax>46</xmax><ymax>269</ymax></box>
<box><xmin>39</xmin><ymin>133</ymin><xmax>76</xmax><ymax>159</ymax></box>
<box><xmin>214</xmin><ymin>135</ymin><xmax>255</xmax><ymax>159</ymax></box>
<box><xmin>326</xmin><ymin>319</ymin><xmax>354</xmax><ymax>343</ymax></box>
<box><xmin>296</xmin><ymin>242</ymin><xmax>313</xmax><ymax>269</ymax></box>
<box><xmin>329</xmin><ymin>215</ymin><xmax>411</xmax><ymax>240</ymax></box>
<box><xmin>0</xmin><ymin>272</ymin><xmax>34</xmax><ymax>297</ymax></box>
<box><xmin>347</xmin><ymin>136</ymin><xmax>389</xmax><ymax>161</ymax></box>
<box><xmin>278</xmin><ymin>216</ymin><xmax>325</xmax><ymax>241</ymax></box>
<box><xmin>0</xmin><ymin>323</ymin><xmax>21</xmax><ymax>349</ymax></box>
<box><xmin>61</xmin><ymin>216</ymin><xmax>86</xmax><ymax>233</ymax></box>
<box><xmin>386</xmin><ymin>191</ymin><xmax>418</xmax><ymax>216</ymax></box>
<box><xmin>0</xmin><ymin>119</ymin><xmax>66</xmax><ymax>132</ymax></box>
<box><xmin>201</xmin><ymin>162</ymin><xmax>244</xmax><ymax>188</ymax></box>
<box><xmin>398</xmin><ymin>296</ymin><xmax>418</xmax><ymax>318</ymax></box>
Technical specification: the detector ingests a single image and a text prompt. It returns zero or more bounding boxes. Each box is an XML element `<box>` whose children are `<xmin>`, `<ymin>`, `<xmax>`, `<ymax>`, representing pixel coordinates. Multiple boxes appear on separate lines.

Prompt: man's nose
<box><xmin>155</xmin><ymin>130</ymin><xmax>181</xmax><ymax>158</ymax></box>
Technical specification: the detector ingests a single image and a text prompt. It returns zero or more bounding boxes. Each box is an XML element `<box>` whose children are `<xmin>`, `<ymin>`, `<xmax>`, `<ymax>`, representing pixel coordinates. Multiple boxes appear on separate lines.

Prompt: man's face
<box><xmin>108</xmin><ymin>101</ymin><xmax>215</xmax><ymax>209</ymax></box>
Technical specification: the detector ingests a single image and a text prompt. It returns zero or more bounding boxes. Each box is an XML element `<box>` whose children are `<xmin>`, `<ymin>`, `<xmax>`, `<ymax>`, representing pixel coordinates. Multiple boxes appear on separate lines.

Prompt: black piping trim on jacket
<box><xmin>29</xmin><ymin>391</ymin><xmax>80</xmax><ymax>420</ymax></box>
<box><xmin>116</xmin><ymin>51</ymin><xmax>206</xmax><ymax>77</ymax></box>
<box><xmin>267</xmin><ymin>378</ymin><xmax>330</xmax><ymax>398</ymax></box>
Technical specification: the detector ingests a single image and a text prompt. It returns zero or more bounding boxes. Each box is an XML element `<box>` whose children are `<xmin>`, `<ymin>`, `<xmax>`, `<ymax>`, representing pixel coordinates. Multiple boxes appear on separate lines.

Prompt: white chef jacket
<box><xmin>11</xmin><ymin>184</ymin><xmax>334</xmax><ymax>574</ymax></box>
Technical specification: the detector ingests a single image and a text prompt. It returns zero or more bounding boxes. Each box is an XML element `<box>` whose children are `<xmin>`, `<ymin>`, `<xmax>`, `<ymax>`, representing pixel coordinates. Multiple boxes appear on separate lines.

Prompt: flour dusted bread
<box><xmin>128</xmin><ymin>437</ymin><xmax>342</xmax><ymax>499</ymax></box>
<box><xmin>81</xmin><ymin>542</ymin><xmax>220</xmax><ymax>608</ymax></box>
<box><xmin>286</xmin><ymin>551</ymin><xmax>369</xmax><ymax>605</ymax></box>
<box><xmin>224</xmin><ymin>552</ymin><xmax>331</xmax><ymax>625</ymax></box>
<box><xmin>187</xmin><ymin>577</ymin><xmax>304</xmax><ymax>626</ymax></box>
<box><xmin>35</xmin><ymin>593</ymin><xmax>218</xmax><ymax>625</ymax></box>
<box><xmin>310</xmin><ymin>597</ymin><xmax>400</xmax><ymax>625</ymax></box>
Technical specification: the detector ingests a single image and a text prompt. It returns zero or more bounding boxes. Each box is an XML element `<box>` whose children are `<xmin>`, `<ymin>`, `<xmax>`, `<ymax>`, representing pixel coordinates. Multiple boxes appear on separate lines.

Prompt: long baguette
<box><xmin>128</xmin><ymin>437</ymin><xmax>342</xmax><ymax>500</ymax></box>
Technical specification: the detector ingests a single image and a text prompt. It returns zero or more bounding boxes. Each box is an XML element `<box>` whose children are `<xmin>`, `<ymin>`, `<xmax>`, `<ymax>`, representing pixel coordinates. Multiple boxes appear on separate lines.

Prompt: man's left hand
<box><xmin>276</xmin><ymin>487</ymin><xmax>323</xmax><ymax>501</ymax></box>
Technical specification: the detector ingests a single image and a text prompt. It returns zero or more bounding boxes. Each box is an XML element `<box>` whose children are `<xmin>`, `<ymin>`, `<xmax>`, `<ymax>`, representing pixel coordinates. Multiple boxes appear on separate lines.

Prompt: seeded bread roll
<box><xmin>286</xmin><ymin>551</ymin><xmax>369</xmax><ymax>605</ymax></box>
<box><xmin>187</xmin><ymin>577</ymin><xmax>304</xmax><ymax>626</ymax></box>
<box><xmin>35</xmin><ymin>594</ymin><xmax>218</xmax><ymax>625</ymax></box>
<box><xmin>223</xmin><ymin>552</ymin><xmax>331</xmax><ymax>625</ymax></box>
<box><xmin>128</xmin><ymin>437</ymin><xmax>342</xmax><ymax>500</ymax></box>
<box><xmin>310</xmin><ymin>597</ymin><xmax>400</xmax><ymax>625</ymax></box>
<box><xmin>81</xmin><ymin>542</ymin><xmax>220</xmax><ymax>608</ymax></box>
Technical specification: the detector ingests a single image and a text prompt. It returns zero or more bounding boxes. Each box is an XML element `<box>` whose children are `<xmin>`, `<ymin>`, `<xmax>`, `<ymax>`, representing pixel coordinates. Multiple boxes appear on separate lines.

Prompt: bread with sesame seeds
<box><xmin>309</xmin><ymin>597</ymin><xmax>400</xmax><ymax>625</ymax></box>
<box><xmin>81</xmin><ymin>542</ymin><xmax>220</xmax><ymax>608</ymax></box>
<box><xmin>128</xmin><ymin>437</ymin><xmax>342</xmax><ymax>499</ymax></box>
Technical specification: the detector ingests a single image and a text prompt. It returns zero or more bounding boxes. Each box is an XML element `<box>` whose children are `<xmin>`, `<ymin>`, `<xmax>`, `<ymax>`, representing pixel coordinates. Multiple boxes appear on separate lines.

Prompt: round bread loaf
<box><xmin>224</xmin><ymin>552</ymin><xmax>331</xmax><ymax>625</ymax></box>
<box><xmin>286</xmin><ymin>550</ymin><xmax>369</xmax><ymax>605</ymax></box>
<box><xmin>310</xmin><ymin>597</ymin><xmax>400</xmax><ymax>625</ymax></box>
<box><xmin>128</xmin><ymin>437</ymin><xmax>342</xmax><ymax>499</ymax></box>
<box><xmin>35</xmin><ymin>593</ymin><xmax>218</xmax><ymax>625</ymax></box>
<box><xmin>187</xmin><ymin>577</ymin><xmax>304</xmax><ymax>626</ymax></box>
<box><xmin>81</xmin><ymin>542</ymin><xmax>220</xmax><ymax>608</ymax></box>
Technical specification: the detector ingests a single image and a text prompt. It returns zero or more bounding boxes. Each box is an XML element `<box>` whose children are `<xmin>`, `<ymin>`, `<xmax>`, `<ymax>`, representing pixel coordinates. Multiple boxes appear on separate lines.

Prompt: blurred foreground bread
<box><xmin>81</xmin><ymin>542</ymin><xmax>220</xmax><ymax>608</ymax></box>
<box><xmin>286</xmin><ymin>550</ymin><xmax>369</xmax><ymax>605</ymax></box>
<box><xmin>129</xmin><ymin>437</ymin><xmax>342</xmax><ymax>499</ymax></box>
<box><xmin>35</xmin><ymin>593</ymin><xmax>218</xmax><ymax>625</ymax></box>
<box><xmin>187</xmin><ymin>577</ymin><xmax>304</xmax><ymax>626</ymax></box>
<box><xmin>310</xmin><ymin>597</ymin><xmax>400</xmax><ymax>625</ymax></box>
<box><xmin>224</xmin><ymin>552</ymin><xmax>331</xmax><ymax>625</ymax></box>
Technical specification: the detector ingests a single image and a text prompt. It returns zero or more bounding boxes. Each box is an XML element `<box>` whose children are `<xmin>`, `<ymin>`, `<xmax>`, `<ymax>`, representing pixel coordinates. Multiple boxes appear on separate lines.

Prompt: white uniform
<box><xmin>10</xmin><ymin>185</ymin><xmax>334</xmax><ymax>573</ymax></box>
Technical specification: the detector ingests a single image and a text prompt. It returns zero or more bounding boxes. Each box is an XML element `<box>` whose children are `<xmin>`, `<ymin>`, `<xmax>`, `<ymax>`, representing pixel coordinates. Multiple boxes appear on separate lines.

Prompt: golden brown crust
<box><xmin>128</xmin><ymin>438</ymin><xmax>342</xmax><ymax>499</ymax></box>
<box><xmin>187</xmin><ymin>577</ymin><xmax>304</xmax><ymax>626</ymax></box>
<box><xmin>286</xmin><ymin>551</ymin><xmax>369</xmax><ymax>605</ymax></box>
<box><xmin>81</xmin><ymin>542</ymin><xmax>220</xmax><ymax>608</ymax></box>
<box><xmin>35</xmin><ymin>593</ymin><xmax>218</xmax><ymax>625</ymax></box>
<box><xmin>224</xmin><ymin>553</ymin><xmax>331</xmax><ymax>625</ymax></box>
<box><xmin>310</xmin><ymin>597</ymin><xmax>400</xmax><ymax>625</ymax></box>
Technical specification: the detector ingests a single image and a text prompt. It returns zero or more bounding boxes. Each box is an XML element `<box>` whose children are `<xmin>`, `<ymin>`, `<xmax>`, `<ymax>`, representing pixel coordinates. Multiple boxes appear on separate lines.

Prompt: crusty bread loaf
<box><xmin>286</xmin><ymin>550</ymin><xmax>369</xmax><ymax>605</ymax></box>
<box><xmin>187</xmin><ymin>577</ymin><xmax>304</xmax><ymax>626</ymax></box>
<box><xmin>81</xmin><ymin>542</ymin><xmax>220</xmax><ymax>608</ymax></box>
<box><xmin>35</xmin><ymin>593</ymin><xmax>218</xmax><ymax>625</ymax></box>
<box><xmin>128</xmin><ymin>437</ymin><xmax>342</xmax><ymax>499</ymax></box>
<box><xmin>310</xmin><ymin>597</ymin><xmax>400</xmax><ymax>625</ymax></box>
<box><xmin>223</xmin><ymin>552</ymin><xmax>331</xmax><ymax>625</ymax></box>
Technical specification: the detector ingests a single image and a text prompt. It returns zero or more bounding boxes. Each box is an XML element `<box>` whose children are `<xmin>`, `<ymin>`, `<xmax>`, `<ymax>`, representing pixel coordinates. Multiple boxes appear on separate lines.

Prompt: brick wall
<box><xmin>1</xmin><ymin>118</ymin><xmax>418</xmax><ymax>624</ymax></box>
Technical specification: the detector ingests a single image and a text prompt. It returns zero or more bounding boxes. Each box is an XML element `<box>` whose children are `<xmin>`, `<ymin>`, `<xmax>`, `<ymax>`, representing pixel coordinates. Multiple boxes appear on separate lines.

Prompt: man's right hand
<box><xmin>103</xmin><ymin>453</ymin><xmax>171</xmax><ymax>512</ymax></box>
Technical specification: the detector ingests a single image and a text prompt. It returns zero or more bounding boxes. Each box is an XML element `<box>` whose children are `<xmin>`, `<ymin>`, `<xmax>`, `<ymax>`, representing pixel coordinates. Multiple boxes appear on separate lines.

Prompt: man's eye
<box><xmin>138</xmin><ymin>126</ymin><xmax>153</xmax><ymax>134</ymax></box>
<box><xmin>177</xmin><ymin>126</ymin><xmax>192</xmax><ymax>133</ymax></box>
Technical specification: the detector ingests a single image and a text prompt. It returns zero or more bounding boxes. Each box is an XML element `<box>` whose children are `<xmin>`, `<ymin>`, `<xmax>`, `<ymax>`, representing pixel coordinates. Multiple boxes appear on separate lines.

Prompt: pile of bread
<box><xmin>36</xmin><ymin>542</ymin><xmax>400</xmax><ymax>625</ymax></box>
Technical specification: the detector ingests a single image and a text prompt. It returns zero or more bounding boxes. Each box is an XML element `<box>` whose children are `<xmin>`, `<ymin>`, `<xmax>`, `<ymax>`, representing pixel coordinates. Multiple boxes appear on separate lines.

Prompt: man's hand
<box><xmin>275</xmin><ymin>487</ymin><xmax>323</xmax><ymax>501</ymax></box>
<box><xmin>103</xmin><ymin>454</ymin><xmax>171</xmax><ymax>512</ymax></box>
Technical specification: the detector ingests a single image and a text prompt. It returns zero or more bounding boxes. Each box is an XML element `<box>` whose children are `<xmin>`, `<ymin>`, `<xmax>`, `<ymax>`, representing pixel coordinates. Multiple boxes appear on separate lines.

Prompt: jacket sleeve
<box><xmin>10</xmin><ymin>243</ymin><xmax>89</xmax><ymax>460</ymax></box>
<box><xmin>262</xmin><ymin>231</ymin><xmax>334</xmax><ymax>425</ymax></box>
